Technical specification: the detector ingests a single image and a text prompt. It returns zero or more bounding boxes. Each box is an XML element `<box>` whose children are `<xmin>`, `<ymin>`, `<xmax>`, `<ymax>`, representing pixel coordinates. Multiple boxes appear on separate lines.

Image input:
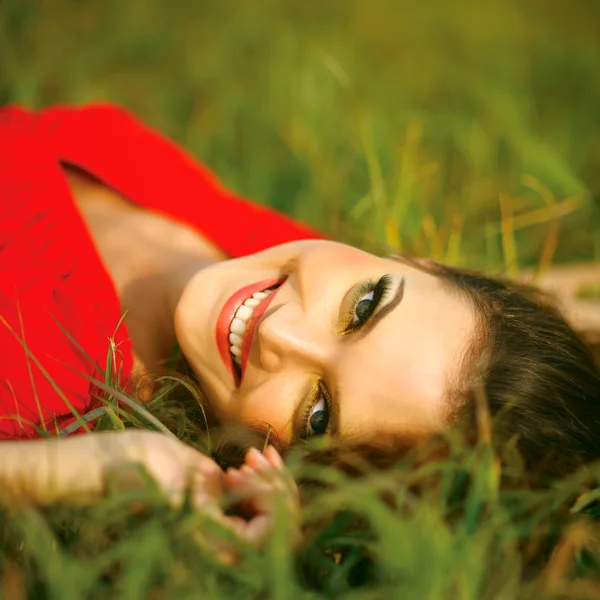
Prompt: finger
<box><xmin>235</xmin><ymin>512</ymin><xmax>302</xmax><ymax>548</ymax></box>
<box><xmin>228</xmin><ymin>464</ymin><xmax>279</xmax><ymax>489</ymax></box>
<box><xmin>245</xmin><ymin>448</ymin><xmax>273</xmax><ymax>473</ymax></box>
<box><xmin>189</xmin><ymin>463</ymin><xmax>225</xmax><ymax>507</ymax></box>
<box><xmin>234</xmin><ymin>462</ymin><xmax>297</xmax><ymax>500</ymax></box>
<box><xmin>185</xmin><ymin>446</ymin><xmax>224</xmax><ymax>477</ymax></box>
<box><xmin>225</xmin><ymin>467</ymin><xmax>241</xmax><ymax>482</ymax></box>
<box><xmin>224</xmin><ymin>467</ymin><xmax>253</xmax><ymax>493</ymax></box>
<box><xmin>226</xmin><ymin>460</ymin><xmax>300</xmax><ymax>521</ymax></box>
<box><xmin>264</xmin><ymin>445</ymin><xmax>285</xmax><ymax>470</ymax></box>
<box><xmin>243</xmin><ymin>450</ymin><xmax>295</xmax><ymax>491</ymax></box>
<box><xmin>225</xmin><ymin>468</ymin><xmax>272</xmax><ymax>500</ymax></box>
<box><xmin>241</xmin><ymin>514</ymin><xmax>272</xmax><ymax>545</ymax></box>
<box><xmin>225</xmin><ymin>467</ymin><xmax>257</xmax><ymax>484</ymax></box>
<box><xmin>199</xmin><ymin>500</ymin><xmax>250</xmax><ymax>539</ymax></box>
<box><xmin>241</xmin><ymin>510</ymin><xmax>302</xmax><ymax>548</ymax></box>
<box><xmin>240</xmin><ymin>463</ymin><xmax>257</xmax><ymax>477</ymax></box>
<box><xmin>243</xmin><ymin>454</ymin><xmax>298</xmax><ymax>501</ymax></box>
<box><xmin>189</xmin><ymin>517</ymin><xmax>241</xmax><ymax>567</ymax></box>
<box><xmin>246</xmin><ymin>447</ymin><xmax>295</xmax><ymax>491</ymax></box>
<box><xmin>263</xmin><ymin>447</ymin><xmax>297</xmax><ymax>492</ymax></box>
<box><xmin>216</xmin><ymin>514</ymin><xmax>249</xmax><ymax>538</ymax></box>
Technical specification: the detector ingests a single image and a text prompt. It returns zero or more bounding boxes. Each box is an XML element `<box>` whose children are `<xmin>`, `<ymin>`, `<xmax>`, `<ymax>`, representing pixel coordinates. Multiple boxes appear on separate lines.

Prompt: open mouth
<box><xmin>215</xmin><ymin>278</ymin><xmax>286</xmax><ymax>386</ymax></box>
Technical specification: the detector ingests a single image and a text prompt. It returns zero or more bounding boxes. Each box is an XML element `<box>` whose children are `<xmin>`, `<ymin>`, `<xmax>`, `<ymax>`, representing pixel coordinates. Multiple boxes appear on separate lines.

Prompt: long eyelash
<box><xmin>345</xmin><ymin>274</ymin><xmax>393</xmax><ymax>332</ymax></box>
<box><xmin>301</xmin><ymin>380</ymin><xmax>332</xmax><ymax>439</ymax></box>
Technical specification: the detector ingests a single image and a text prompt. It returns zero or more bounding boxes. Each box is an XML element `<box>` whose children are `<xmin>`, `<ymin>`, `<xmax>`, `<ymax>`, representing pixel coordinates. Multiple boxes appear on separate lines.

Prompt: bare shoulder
<box><xmin>62</xmin><ymin>164</ymin><xmax>227</xmax><ymax>370</ymax></box>
<box><xmin>63</xmin><ymin>164</ymin><xmax>227</xmax><ymax>270</ymax></box>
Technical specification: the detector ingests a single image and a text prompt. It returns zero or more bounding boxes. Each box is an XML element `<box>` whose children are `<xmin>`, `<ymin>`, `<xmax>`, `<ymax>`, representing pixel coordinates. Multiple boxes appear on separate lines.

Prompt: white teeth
<box><xmin>230</xmin><ymin>318</ymin><xmax>247</xmax><ymax>335</ymax></box>
<box><xmin>228</xmin><ymin>286</ymin><xmax>278</xmax><ymax>368</ymax></box>
<box><xmin>229</xmin><ymin>333</ymin><xmax>243</xmax><ymax>346</ymax></box>
<box><xmin>235</xmin><ymin>304</ymin><xmax>254</xmax><ymax>321</ymax></box>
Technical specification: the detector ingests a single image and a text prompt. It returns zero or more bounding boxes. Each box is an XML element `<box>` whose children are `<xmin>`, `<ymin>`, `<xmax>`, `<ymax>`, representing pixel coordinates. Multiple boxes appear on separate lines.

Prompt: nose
<box><xmin>257</xmin><ymin>303</ymin><xmax>332</xmax><ymax>373</ymax></box>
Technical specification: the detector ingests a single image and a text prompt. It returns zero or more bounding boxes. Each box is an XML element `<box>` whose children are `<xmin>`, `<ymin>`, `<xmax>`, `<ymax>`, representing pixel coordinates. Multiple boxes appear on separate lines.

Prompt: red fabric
<box><xmin>0</xmin><ymin>104</ymin><xmax>322</xmax><ymax>439</ymax></box>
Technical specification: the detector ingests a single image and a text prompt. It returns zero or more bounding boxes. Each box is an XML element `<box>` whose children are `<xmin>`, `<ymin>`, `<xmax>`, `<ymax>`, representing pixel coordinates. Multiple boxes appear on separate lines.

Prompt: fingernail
<box><xmin>245</xmin><ymin>514</ymin><xmax>271</xmax><ymax>545</ymax></box>
<box><xmin>240</xmin><ymin>464</ymin><xmax>256</xmax><ymax>476</ymax></box>
<box><xmin>247</xmin><ymin>447</ymin><xmax>271</xmax><ymax>471</ymax></box>
<box><xmin>225</xmin><ymin>468</ymin><xmax>242</xmax><ymax>481</ymax></box>
<box><xmin>264</xmin><ymin>445</ymin><xmax>284</xmax><ymax>469</ymax></box>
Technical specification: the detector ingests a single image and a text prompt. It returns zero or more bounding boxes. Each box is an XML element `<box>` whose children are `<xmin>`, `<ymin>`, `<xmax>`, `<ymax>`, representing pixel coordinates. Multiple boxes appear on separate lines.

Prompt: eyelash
<box><xmin>344</xmin><ymin>274</ymin><xmax>393</xmax><ymax>332</ymax></box>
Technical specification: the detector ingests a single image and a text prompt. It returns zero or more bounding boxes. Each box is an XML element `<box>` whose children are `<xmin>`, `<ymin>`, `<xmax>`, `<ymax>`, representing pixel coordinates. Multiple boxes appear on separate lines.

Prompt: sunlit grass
<box><xmin>1</xmin><ymin>0</ymin><xmax>600</xmax><ymax>597</ymax></box>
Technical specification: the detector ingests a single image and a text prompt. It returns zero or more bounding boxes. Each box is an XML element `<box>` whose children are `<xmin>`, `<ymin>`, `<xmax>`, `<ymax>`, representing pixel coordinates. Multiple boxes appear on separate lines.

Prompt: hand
<box><xmin>100</xmin><ymin>430</ymin><xmax>259</xmax><ymax>564</ymax></box>
<box><xmin>224</xmin><ymin>446</ymin><xmax>301</xmax><ymax>546</ymax></box>
<box><xmin>109</xmin><ymin>437</ymin><xmax>301</xmax><ymax>557</ymax></box>
<box><xmin>100</xmin><ymin>429</ymin><xmax>226</xmax><ymax>512</ymax></box>
<box><xmin>0</xmin><ymin>432</ymin><xmax>300</xmax><ymax>563</ymax></box>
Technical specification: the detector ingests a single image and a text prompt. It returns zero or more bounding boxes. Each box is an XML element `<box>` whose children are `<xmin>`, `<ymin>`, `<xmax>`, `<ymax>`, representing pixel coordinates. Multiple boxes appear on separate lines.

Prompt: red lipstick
<box><xmin>215</xmin><ymin>278</ymin><xmax>284</xmax><ymax>385</ymax></box>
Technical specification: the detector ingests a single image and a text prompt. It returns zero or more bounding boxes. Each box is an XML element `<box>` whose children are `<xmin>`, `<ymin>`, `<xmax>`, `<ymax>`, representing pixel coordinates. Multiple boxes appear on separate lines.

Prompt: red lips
<box><xmin>215</xmin><ymin>278</ymin><xmax>284</xmax><ymax>385</ymax></box>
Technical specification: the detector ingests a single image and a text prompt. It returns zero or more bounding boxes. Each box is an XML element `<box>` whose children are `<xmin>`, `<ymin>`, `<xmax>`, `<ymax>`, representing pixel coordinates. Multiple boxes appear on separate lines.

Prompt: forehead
<box><xmin>334</xmin><ymin>263</ymin><xmax>477</xmax><ymax>439</ymax></box>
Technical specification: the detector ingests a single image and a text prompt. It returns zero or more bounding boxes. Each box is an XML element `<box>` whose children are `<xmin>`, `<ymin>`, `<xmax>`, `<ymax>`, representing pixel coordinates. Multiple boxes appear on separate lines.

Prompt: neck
<box><xmin>125</xmin><ymin>254</ymin><xmax>218</xmax><ymax>373</ymax></box>
<box><xmin>62</xmin><ymin>164</ymin><xmax>228</xmax><ymax>374</ymax></box>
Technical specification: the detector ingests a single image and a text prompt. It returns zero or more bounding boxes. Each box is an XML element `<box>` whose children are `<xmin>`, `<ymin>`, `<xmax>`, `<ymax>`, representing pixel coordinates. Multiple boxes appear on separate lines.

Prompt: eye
<box><xmin>343</xmin><ymin>275</ymin><xmax>392</xmax><ymax>332</ymax></box>
<box><xmin>306</xmin><ymin>393</ymin><xmax>330</xmax><ymax>437</ymax></box>
<box><xmin>351</xmin><ymin>290</ymin><xmax>375</xmax><ymax>326</ymax></box>
<box><xmin>300</xmin><ymin>381</ymin><xmax>333</xmax><ymax>440</ymax></box>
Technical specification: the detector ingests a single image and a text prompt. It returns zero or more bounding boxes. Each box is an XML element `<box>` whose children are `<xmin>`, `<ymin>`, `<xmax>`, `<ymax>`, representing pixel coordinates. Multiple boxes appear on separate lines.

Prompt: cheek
<box><xmin>236</xmin><ymin>380</ymin><xmax>299</xmax><ymax>441</ymax></box>
<box><xmin>237</xmin><ymin>403</ymin><xmax>292</xmax><ymax>441</ymax></box>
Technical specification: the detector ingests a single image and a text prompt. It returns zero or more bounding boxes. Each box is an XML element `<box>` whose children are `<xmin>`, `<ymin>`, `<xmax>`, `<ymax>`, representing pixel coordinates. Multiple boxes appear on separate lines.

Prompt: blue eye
<box><xmin>345</xmin><ymin>275</ymin><xmax>392</xmax><ymax>332</ymax></box>
<box><xmin>307</xmin><ymin>395</ymin><xmax>329</xmax><ymax>436</ymax></box>
<box><xmin>301</xmin><ymin>381</ymin><xmax>333</xmax><ymax>440</ymax></box>
<box><xmin>351</xmin><ymin>290</ymin><xmax>375</xmax><ymax>326</ymax></box>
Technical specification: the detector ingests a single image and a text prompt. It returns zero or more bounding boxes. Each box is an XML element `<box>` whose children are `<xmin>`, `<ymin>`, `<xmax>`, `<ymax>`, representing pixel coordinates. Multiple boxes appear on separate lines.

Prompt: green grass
<box><xmin>2</xmin><ymin>0</ymin><xmax>600</xmax><ymax>597</ymax></box>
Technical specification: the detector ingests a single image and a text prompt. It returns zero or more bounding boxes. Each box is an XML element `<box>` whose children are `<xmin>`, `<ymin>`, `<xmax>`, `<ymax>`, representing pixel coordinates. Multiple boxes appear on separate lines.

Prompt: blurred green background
<box><xmin>1</xmin><ymin>0</ymin><xmax>599</xmax><ymax>270</ymax></box>
<box><xmin>2</xmin><ymin>3</ymin><xmax>600</xmax><ymax>597</ymax></box>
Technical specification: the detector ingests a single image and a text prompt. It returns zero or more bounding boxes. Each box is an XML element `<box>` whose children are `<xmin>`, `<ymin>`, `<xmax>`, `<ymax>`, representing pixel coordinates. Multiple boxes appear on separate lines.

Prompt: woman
<box><xmin>1</xmin><ymin>104</ymin><xmax>599</xmax><ymax>541</ymax></box>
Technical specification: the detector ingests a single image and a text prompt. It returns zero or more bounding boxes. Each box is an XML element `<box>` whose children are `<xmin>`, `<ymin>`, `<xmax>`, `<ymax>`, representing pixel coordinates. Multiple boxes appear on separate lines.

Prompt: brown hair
<box><xmin>412</xmin><ymin>259</ymin><xmax>600</xmax><ymax>478</ymax></box>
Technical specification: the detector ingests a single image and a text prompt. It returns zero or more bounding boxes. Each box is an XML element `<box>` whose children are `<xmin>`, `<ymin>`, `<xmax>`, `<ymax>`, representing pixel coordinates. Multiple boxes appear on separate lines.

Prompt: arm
<box><xmin>0</xmin><ymin>434</ymin><xmax>107</xmax><ymax>505</ymax></box>
<box><xmin>0</xmin><ymin>430</ymin><xmax>223</xmax><ymax>507</ymax></box>
<box><xmin>0</xmin><ymin>432</ymin><xmax>301</xmax><ymax>560</ymax></box>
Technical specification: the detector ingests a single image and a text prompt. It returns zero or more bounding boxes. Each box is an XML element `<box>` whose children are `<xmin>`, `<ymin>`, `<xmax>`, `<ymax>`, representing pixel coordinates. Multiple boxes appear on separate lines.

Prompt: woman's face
<box><xmin>175</xmin><ymin>241</ymin><xmax>477</xmax><ymax>445</ymax></box>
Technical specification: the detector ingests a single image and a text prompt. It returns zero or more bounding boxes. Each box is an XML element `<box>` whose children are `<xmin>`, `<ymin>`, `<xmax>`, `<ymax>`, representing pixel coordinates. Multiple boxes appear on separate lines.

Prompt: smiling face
<box><xmin>175</xmin><ymin>241</ymin><xmax>478</xmax><ymax>446</ymax></box>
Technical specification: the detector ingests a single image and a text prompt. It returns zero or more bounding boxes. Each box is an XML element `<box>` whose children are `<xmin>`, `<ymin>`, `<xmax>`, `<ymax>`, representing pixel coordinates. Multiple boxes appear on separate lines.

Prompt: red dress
<box><xmin>0</xmin><ymin>104</ymin><xmax>321</xmax><ymax>439</ymax></box>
